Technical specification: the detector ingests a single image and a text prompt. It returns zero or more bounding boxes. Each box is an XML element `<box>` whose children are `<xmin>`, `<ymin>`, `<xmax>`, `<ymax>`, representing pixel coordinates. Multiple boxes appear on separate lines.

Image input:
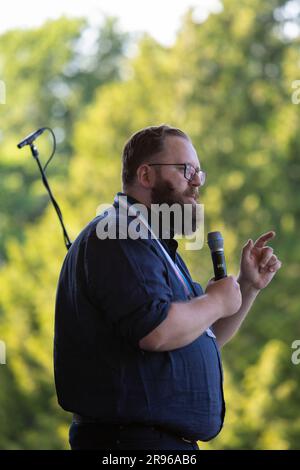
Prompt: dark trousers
<box><xmin>69</xmin><ymin>422</ymin><xmax>199</xmax><ymax>451</ymax></box>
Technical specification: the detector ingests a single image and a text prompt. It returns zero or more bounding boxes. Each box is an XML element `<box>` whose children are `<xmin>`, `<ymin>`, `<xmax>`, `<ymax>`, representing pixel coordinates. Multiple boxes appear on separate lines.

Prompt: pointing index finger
<box><xmin>254</xmin><ymin>231</ymin><xmax>276</xmax><ymax>248</ymax></box>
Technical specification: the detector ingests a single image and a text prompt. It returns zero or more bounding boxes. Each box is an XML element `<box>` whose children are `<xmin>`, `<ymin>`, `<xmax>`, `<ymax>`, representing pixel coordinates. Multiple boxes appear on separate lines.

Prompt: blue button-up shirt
<box><xmin>54</xmin><ymin>193</ymin><xmax>225</xmax><ymax>441</ymax></box>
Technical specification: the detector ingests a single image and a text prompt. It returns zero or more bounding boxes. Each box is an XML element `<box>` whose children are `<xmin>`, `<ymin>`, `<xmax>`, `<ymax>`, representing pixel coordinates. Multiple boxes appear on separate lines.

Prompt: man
<box><xmin>54</xmin><ymin>125</ymin><xmax>282</xmax><ymax>450</ymax></box>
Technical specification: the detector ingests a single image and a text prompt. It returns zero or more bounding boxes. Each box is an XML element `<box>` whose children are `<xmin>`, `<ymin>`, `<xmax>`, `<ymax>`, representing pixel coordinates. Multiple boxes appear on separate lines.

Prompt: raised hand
<box><xmin>238</xmin><ymin>231</ymin><xmax>282</xmax><ymax>291</ymax></box>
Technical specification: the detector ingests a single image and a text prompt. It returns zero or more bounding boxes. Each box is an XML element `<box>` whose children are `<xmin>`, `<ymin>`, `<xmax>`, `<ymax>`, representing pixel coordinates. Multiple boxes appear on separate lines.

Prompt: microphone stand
<box><xmin>29</xmin><ymin>143</ymin><xmax>72</xmax><ymax>250</ymax></box>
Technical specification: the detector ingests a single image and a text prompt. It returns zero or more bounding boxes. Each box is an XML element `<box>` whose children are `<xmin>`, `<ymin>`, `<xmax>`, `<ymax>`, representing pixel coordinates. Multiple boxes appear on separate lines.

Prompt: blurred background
<box><xmin>0</xmin><ymin>0</ymin><xmax>299</xmax><ymax>450</ymax></box>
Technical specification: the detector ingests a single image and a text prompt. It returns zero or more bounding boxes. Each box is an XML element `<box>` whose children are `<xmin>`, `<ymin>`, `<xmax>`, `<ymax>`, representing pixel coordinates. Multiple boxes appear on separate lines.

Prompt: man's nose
<box><xmin>189</xmin><ymin>172</ymin><xmax>201</xmax><ymax>187</ymax></box>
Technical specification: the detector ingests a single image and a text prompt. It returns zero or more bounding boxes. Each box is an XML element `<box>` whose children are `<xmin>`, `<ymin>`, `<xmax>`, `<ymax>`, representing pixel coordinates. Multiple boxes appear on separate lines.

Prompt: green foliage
<box><xmin>0</xmin><ymin>0</ymin><xmax>300</xmax><ymax>449</ymax></box>
<box><xmin>202</xmin><ymin>340</ymin><xmax>300</xmax><ymax>449</ymax></box>
<box><xmin>0</xmin><ymin>16</ymin><xmax>128</xmax><ymax>262</ymax></box>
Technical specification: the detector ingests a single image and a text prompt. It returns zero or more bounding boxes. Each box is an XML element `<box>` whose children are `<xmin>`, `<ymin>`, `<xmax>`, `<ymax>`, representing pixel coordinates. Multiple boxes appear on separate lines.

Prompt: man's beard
<box><xmin>150</xmin><ymin>177</ymin><xmax>201</xmax><ymax>237</ymax></box>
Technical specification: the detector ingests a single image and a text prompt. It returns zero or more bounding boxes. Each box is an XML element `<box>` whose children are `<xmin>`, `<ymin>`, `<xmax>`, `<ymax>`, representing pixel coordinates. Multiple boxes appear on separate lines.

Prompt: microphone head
<box><xmin>17</xmin><ymin>127</ymin><xmax>45</xmax><ymax>149</ymax></box>
<box><xmin>207</xmin><ymin>231</ymin><xmax>224</xmax><ymax>251</ymax></box>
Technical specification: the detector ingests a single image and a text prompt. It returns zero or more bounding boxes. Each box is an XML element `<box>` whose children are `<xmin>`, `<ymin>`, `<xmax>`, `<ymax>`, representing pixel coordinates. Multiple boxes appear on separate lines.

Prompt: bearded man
<box><xmin>54</xmin><ymin>125</ymin><xmax>281</xmax><ymax>450</ymax></box>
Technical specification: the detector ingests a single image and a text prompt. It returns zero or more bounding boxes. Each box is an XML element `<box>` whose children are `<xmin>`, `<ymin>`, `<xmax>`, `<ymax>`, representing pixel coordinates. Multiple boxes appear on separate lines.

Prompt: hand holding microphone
<box><xmin>206</xmin><ymin>231</ymin><xmax>242</xmax><ymax>318</ymax></box>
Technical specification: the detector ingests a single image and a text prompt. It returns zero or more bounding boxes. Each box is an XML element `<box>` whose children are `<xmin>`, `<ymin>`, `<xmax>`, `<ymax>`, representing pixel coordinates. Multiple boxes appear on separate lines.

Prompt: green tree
<box><xmin>1</xmin><ymin>0</ymin><xmax>300</xmax><ymax>450</ymax></box>
<box><xmin>0</xmin><ymin>16</ymin><xmax>128</xmax><ymax>262</ymax></box>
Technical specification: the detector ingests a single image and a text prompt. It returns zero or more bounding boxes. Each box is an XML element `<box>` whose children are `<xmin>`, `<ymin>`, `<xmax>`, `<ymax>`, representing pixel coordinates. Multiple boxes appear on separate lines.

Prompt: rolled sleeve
<box><xmin>84</xmin><ymin>229</ymin><xmax>173</xmax><ymax>348</ymax></box>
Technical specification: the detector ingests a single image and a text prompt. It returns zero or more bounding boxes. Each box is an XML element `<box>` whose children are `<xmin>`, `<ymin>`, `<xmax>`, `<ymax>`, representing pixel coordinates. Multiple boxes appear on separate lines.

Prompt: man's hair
<box><xmin>122</xmin><ymin>124</ymin><xmax>190</xmax><ymax>188</ymax></box>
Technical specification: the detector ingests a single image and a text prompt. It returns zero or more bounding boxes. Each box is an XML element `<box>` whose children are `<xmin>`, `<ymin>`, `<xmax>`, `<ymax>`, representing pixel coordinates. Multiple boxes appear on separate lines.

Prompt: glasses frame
<box><xmin>148</xmin><ymin>163</ymin><xmax>206</xmax><ymax>184</ymax></box>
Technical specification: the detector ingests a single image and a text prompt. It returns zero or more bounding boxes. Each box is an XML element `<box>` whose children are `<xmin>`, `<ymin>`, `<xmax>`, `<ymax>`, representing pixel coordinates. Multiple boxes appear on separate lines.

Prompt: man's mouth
<box><xmin>182</xmin><ymin>196</ymin><xmax>198</xmax><ymax>206</ymax></box>
<box><xmin>185</xmin><ymin>192</ymin><xmax>199</xmax><ymax>201</ymax></box>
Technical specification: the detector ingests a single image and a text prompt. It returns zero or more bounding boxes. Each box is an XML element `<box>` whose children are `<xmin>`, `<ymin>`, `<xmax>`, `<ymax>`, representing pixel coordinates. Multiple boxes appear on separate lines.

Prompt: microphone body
<box><xmin>207</xmin><ymin>231</ymin><xmax>227</xmax><ymax>280</ymax></box>
<box><xmin>17</xmin><ymin>128</ymin><xmax>45</xmax><ymax>148</ymax></box>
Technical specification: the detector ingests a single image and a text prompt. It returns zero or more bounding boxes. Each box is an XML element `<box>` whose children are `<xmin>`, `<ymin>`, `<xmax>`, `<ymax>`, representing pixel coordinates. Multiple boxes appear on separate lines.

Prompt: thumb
<box><xmin>206</xmin><ymin>277</ymin><xmax>215</xmax><ymax>287</ymax></box>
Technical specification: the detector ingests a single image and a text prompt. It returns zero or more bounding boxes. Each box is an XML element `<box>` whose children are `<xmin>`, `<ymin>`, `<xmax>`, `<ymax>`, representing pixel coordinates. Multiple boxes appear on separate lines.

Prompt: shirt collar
<box><xmin>113</xmin><ymin>192</ymin><xmax>179</xmax><ymax>257</ymax></box>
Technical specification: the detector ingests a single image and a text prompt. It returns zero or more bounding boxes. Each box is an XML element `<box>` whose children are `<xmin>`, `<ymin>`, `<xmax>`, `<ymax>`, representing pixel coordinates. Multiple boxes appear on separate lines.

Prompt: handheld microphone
<box><xmin>17</xmin><ymin>128</ymin><xmax>46</xmax><ymax>148</ymax></box>
<box><xmin>207</xmin><ymin>231</ymin><xmax>227</xmax><ymax>280</ymax></box>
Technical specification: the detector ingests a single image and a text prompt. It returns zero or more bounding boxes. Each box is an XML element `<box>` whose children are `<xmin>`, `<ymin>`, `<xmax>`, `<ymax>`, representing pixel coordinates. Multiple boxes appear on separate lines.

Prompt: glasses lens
<box><xmin>185</xmin><ymin>164</ymin><xmax>195</xmax><ymax>181</ymax></box>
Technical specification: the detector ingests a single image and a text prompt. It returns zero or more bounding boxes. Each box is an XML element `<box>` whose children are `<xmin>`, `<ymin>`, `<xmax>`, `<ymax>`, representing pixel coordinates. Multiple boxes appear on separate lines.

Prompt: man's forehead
<box><xmin>163</xmin><ymin>136</ymin><xmax>201</xmax><ymax>168</ymax></box>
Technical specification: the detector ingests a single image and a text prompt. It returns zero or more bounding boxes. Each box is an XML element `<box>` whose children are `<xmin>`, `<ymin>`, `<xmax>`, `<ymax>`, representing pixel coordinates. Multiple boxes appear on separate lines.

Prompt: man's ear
<box><xmin>136</xmin><ymin>164</ymin><xmax>155</xmax><ymax>188</ymax></box>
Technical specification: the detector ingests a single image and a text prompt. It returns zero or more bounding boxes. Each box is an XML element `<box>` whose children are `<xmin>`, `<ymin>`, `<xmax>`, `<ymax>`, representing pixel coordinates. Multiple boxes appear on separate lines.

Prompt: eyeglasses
<box><xmin>148</xmin><ymin>163</ymin><xmax>206</xmax><ymax>185</ymax></box>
